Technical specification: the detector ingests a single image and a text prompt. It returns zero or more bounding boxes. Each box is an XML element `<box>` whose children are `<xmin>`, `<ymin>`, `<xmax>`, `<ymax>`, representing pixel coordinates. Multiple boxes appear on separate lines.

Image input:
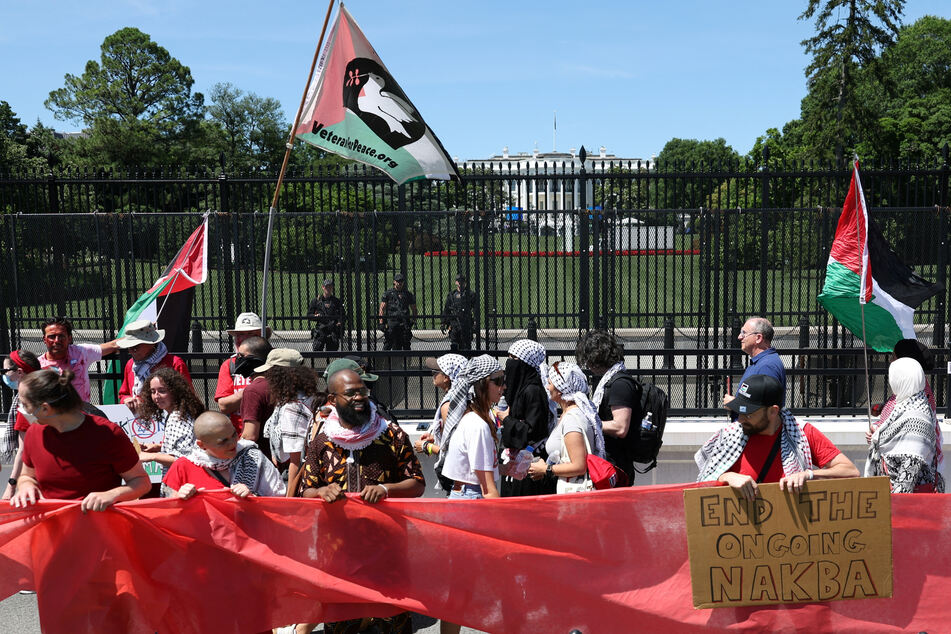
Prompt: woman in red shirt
<box><xmin>9</xmin><ymin>369</ymin><xmax>150</xmax><ymax>511</ymax></box>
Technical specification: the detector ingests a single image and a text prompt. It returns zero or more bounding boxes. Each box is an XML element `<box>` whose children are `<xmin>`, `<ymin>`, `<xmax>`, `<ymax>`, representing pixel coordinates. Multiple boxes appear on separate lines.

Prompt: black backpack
<box><xmin>605</xmin><ymin>372</ymin><xmax>669</xmax><ymax>475</ymax></box>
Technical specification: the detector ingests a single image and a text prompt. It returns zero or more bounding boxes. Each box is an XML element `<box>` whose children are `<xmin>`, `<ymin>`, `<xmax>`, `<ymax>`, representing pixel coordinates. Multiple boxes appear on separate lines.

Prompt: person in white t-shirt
<box><xmin>438</xmin><ymin>355</ymin><xmax>505</xmax><ymax>500</ymax></box>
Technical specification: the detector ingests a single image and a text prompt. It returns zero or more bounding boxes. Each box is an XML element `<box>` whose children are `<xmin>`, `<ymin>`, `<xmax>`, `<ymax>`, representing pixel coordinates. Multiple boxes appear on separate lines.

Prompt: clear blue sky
<box><xmin>2</xmin><ymin>0</ymin><xmax>948</xmax><ymax>161</ymax></box>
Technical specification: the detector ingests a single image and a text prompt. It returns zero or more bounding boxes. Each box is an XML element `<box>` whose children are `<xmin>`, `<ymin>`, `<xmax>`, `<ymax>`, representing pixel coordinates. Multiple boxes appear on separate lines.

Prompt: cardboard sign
<box><xmin>98</xmin><ymin>404</ymin><xmax>166</xmax><ymax>483</ymax></box>
<box><xmin>684</xmin><ymin>477</ymin><xmax>892</xmax><ymax>608</ymax></box>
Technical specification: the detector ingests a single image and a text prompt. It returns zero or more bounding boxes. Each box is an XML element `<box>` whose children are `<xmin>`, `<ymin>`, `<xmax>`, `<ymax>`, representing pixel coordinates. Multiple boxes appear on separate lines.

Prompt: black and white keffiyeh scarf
<box><xmin>695</xmin><ymin>409</ymin><xmax>814</xmax><ymax>482</ymax></box>
<box><xmin>434</xmin><ymin>354</ymin><xmax>502</xmax><ymax>476</ymax></box>
<box><xmin>184</xmin><ymin>439</ymin><xmax>271</xmax><ymax>492</ymax></box>
<box><xmin>132</xmin><ymin>342</ymin><xmax>168</xmax><ymax>397</ymax></box>
<box><xmin>548</xmin><ymin>362</ymin><xmax>606</xmax><ymax>459</ymax></box>
<box><xmin>592</xmin><ymin>361</ymin><xmax>626</xmax><ymax>409</ymax></box>
<box><xmin>161</xmin><ymin>410</ymin><xmax>196</xmax><ymax>475</ymax></box>
<box><xmin>431</xmin><ymin>354</ymin><xmax>468</xmax><ymax>445</ymax></box>
<box><xmin>866</xmin><ymin>390</ymin><xmax>944</xmax><ymax>492</ymax></box>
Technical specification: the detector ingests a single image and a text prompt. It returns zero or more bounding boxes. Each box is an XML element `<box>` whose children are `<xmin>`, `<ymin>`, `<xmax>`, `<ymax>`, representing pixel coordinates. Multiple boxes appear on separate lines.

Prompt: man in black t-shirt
<box><xmin>575</xmin><ymin>330</ymin><xmax>642</xmax><ymax>482</ymax></box>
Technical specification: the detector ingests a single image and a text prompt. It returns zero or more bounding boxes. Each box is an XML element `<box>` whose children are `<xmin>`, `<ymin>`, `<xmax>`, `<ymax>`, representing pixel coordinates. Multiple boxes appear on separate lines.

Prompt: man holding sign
<box><xmin>696</xmin><ymin>375</ymin><xmax>859</xmax><ymax>500</ymax></box>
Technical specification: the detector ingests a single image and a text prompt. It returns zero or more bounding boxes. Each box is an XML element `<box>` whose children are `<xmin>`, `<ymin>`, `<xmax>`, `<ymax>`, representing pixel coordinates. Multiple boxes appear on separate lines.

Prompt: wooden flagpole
<box><xmin>259</xmin><ymin>0</ymin><xmax>337</xmax><ymax>337</ymax></box>
<box><xmin>852</xmin><ymin>158</ymin><xmax>876</xmax><ymax>432</ymax></box>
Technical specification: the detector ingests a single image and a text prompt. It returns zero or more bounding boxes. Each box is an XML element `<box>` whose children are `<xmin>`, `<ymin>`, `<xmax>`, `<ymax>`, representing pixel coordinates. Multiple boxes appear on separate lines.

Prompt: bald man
<box><xmin>162</xmin><ymin>412</ymin><xmax>285</xmax><ymax>498</ymax></box>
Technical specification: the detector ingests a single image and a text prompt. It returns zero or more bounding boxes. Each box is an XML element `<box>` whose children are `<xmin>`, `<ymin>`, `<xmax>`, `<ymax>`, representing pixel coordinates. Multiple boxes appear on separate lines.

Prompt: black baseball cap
<box><xmin>394</xmin><ymin>273</ymin><xmax>406</xmax><ymax>282</ymax></box>
<box><xmin>726</xmin><ymin>375</ymin><xmax>783</xmax><ymax>414</ymax></box>
<box><xmin>456</xmin><ymin>273</ymin><xmax>467</xmax><ymax>282</ymax></box>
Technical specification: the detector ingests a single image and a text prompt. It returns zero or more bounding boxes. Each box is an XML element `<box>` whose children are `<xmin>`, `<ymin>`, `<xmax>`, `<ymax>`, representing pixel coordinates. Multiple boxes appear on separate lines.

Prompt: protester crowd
<box><xmin>1</xmin><ymin>311</ymin><xmax>946</xmax><ymax>633</ymax></box>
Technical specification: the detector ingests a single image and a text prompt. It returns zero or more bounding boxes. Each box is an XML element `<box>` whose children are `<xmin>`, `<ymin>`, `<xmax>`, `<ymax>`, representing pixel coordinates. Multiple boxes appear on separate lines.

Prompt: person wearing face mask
<box><xmin>9</xmin><ymin>369</ymin><xmax>151</xmax><ymax>511</ymax></box>
<box><xmin>236</xmin><ymin>336</ymin><xmax>275</xmax><ymax>460</ymax></box>
<box><xmin>498</xmin><ymin>339</ymin><xmax>557</xmax><ymax>497</ymax></box>
<box><xmin>1</xmin><ymin>350</ymin><xmax>41</xmax><ymax>500</ymax></box>
<box><xmin>116</xmin><ymin>320</ymin><xmax>191</xmax><ymax>415</ymax></box>
<box><xmin>214</xmin><ymin>313</ymin><xmax>272</xmax><ymax>432</ymax></box>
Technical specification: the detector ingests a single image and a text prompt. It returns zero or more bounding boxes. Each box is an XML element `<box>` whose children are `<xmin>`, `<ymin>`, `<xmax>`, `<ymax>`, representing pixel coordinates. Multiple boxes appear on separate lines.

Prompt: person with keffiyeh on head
<box><xmin>436</xmin><ymin>354</ymin><xmax>506</xmax><ymax>500</ymax></box>
<box><xmin>866</xmin><ymin>357</ymin><xmax>945</xmax><ymax>493</ymax></box>
<box><xmin>415</xmin><ymin>354</ymin><xmax>467</xmax><ymax>493</ymax></box>
<box><xmin>695</xmin><ymin>374</ymin><xmax>859</xmax><ymax>501</ymax></box>
<box><xmin>527</xmin><ymin>362</ymin><xmax>607</xmax><ymax>493</ymax></box>
<box><xmin>499</xmin><ymin>339</ymin><xmax>557</xmax><ymax>497</ymax></box>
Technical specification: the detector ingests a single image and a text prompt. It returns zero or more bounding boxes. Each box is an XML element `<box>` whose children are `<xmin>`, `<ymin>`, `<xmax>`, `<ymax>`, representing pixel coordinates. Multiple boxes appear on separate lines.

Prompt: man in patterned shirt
<box><xmin>298</xmin><ymin>369</ymin><xmax>424</xmax><ymax>502</ymax></box>
<box><xmin>294</xmin><ymin>368</ymin><xmax>424</xmax><ymax>634</ymax></box>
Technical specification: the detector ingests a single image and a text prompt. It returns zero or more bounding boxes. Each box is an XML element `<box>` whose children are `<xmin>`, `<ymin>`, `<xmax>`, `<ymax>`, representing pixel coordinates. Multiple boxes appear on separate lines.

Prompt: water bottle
<box><xmin>496</xmin><ymin>395</ymin><xmax>508</xmax><ymax>411</ymax></box>
<box><xmin>640</xmin><ymin>411</ymin><xmax>654</xmax><ymax>432</ymax></box>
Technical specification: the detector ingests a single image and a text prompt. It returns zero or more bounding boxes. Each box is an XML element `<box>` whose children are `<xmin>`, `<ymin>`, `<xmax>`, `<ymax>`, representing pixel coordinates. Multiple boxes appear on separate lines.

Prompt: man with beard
<box><xmin>696</xmin><ymin>375</ymin><xmax>858</xmax><ymax>501</ymax></box>
<box><xmin>294</xmin><ymin>368</ymin><xmax>424</xmax><ymax>634</ymax></box>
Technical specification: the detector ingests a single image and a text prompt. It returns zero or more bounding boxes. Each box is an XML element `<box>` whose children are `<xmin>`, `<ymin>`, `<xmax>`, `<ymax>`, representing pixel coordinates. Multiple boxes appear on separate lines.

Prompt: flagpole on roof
<box><xmin>852</xmin><ymin>158</ymin><xmax>875</xmax><ymax>432</ymax></box>
<box><xmin>259</xmin><ymin>0</ymin><xmax>338</xmax><ymax>338</ymax></box>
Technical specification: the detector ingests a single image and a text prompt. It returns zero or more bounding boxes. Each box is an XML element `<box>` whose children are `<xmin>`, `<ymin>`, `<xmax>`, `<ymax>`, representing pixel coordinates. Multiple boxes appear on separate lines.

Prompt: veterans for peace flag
<box><xmin>818</xmin><ymin>161</ymin><xmax>942</xmax><ymax>352</ymax></box>
<box><xmin>294</xmin><ymin>4</ymin><xmax>460</xmax><ymax>185</ymax></box>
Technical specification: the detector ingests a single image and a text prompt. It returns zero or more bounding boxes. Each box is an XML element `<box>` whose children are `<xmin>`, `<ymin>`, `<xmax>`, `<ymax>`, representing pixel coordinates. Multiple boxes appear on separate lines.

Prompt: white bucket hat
<box><xmin>117</xmin><ymin>320</ymin><xmax>165</xmax><ymax>348</ymax></box>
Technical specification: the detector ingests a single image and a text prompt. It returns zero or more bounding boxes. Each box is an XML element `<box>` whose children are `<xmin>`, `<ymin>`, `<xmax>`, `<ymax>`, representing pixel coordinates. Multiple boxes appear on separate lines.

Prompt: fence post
<box><xmin>730</xmin><ymin>316</ymin><xmax>742</xmax><ymax>368</ymax></box>
<box><xmin>663</xmin><ymin>315</ymin><xmax>675</xmax><ymax>369</ymax></box>
<box><xmin>191</xmin><ymin>320</ymin><xmax>203</xmax><ymax>353</ymax></box>
<box><xmin>527</xmin><ymin>317</ymin><xmax>538</xmax><ymax>342</ymax></box>
<box><xmin>48</xmin><ymin>172</ymin><xmax>67</xmax><ymax>317</ymax></box>
<box><xmin>218</xmin><ymin>173</ymin><xmax>235</xmax><ymax>331</ymax></box>
<box><xmin>578</xmin><ymin>147</ymin><xmax>590</xmax><ymax>333</ymax></box>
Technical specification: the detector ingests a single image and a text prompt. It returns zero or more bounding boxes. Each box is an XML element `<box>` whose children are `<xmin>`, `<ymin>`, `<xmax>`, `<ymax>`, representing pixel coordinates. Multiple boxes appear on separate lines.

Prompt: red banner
<box><xmin>1</xmin><ymin>483</ymin><xmax>949</xmax><ymax>633</ymax></box>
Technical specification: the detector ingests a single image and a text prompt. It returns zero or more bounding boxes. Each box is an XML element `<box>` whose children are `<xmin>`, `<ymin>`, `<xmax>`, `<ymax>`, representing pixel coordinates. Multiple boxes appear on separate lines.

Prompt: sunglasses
<box><xmin>335</xmin><ymin>387</ymin><xmax>370</xmax><ymax>399</ymax></box>
<box><xmin>487</xmin><ymin>375</ymin><xmax>505</xmax><ymax>386</ymax></box>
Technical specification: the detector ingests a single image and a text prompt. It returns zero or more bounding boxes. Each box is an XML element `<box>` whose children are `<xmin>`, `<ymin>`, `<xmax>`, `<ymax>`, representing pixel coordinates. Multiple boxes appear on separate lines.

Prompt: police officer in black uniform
<box><xmin>308</xmin><ymin>278</ymin><xmax>345</xmax><ymax>351</ymax></box>
<box><xmin>441</xmin><ymin>273</ymin><xmax>478</xmax><ymax>351</ymax></box>
<box><xmin>378</xmin><ymin>273</ymin><xmax>417</xmax><ymax>350</ymax></box>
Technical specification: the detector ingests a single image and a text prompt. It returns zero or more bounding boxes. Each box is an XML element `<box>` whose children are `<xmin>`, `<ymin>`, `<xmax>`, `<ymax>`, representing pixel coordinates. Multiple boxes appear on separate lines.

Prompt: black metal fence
<box><xmin>1</xmin><ymin>152</ymin><xmax>949</xmax><ymax>416</ymax></box>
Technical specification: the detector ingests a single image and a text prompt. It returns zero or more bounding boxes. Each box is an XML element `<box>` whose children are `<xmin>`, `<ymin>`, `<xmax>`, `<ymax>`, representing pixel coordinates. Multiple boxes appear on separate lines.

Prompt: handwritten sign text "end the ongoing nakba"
<box><xmin>684</xmin><ymin>476</ymin><xmax>892</xmax><ymax>609</ymax></box>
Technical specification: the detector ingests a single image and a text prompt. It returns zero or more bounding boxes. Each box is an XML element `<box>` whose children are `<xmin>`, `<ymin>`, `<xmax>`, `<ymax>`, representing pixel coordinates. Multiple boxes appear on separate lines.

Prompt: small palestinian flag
<box><xmin>818</xmin><ymin>161</ymin><xmax>942</xmax><ymax>352</ymax></box>
<box><xmin>294</xmin><ymin>5</ymin><xmax>459</xmax><ymax>185</ymax></box>
<box><xmin>118</xmin><ymin>216</ymin><xmax>209</xmax><ymax>351</ymax></box>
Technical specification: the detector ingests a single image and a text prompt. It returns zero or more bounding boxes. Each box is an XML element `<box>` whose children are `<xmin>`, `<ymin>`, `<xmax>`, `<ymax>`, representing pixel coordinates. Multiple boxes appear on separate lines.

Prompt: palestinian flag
<box><xmin>103</xmin><ymin>217</ymin><xmax>208</xmax><ymax>403</ymax></box>
<box><xmin>818</xmin><ymin>161</ymin><xmax>942</xmax><ymax>352</ymax></box>
<box><xmin>294</xmin><ymin>5</ymin><xmax>460</xmax><ymax>185</ymax></box>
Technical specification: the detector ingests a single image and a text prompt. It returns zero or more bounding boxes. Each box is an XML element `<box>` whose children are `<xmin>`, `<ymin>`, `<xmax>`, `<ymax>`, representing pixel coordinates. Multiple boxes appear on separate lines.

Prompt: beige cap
<box><xmin>254</xmin><ymin>348</ymin><xmax>304</xmax><ymax>373</ymax></box>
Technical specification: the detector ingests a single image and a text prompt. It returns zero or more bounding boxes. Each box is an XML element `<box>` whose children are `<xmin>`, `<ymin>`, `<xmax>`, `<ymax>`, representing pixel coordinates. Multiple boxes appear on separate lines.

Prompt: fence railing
<box><xmin>1</xmin><ymin>156</ymin><xmax>949</xmax><ymax>416</ymax></box>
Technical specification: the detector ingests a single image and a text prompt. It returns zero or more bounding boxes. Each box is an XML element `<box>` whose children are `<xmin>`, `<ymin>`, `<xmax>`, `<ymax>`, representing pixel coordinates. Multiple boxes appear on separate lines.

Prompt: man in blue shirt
<box><xmin>723</xmin><ymin>317</ymin><xmax>786</xmax><ymax>411</ymax></box>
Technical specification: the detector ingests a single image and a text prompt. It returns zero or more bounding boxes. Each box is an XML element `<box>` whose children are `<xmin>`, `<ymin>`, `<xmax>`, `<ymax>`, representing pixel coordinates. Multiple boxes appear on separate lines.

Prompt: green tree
<box><xmin>207</xmin><ymin>82</ymin><xmax>287</xmax><ymax>171</ymax></box>
<box><xmin>654</xmin><ymin>137</ymin><xmax>740</xmax><ymax>209</ymax></box>
<box><xmin>45</xmin><ymin>27</ymin><xmax>204</xmax><ymax>168</ymax></box>
<box><xmin>864</xmin><ymin>15</ymin><xmax>951</xmax><ymax>164</ymax></box>
<box><xmin>798</xmin><ymin>0</ymin><xmax>905</xmax><ymax>167</ymax></box>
